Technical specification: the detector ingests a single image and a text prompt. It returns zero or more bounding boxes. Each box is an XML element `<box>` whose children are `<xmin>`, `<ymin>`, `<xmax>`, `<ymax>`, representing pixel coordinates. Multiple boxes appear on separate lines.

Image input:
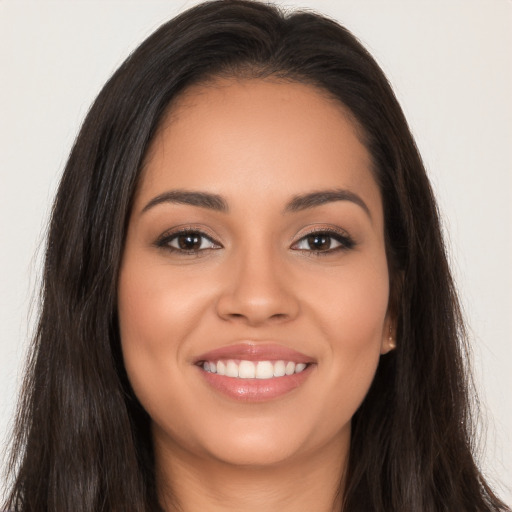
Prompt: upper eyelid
<box><xmin>157</xmin><ymin>225</ymin><xmax>220</xmax><ymax>240</ymax></box>
<box><xmin>290</xmin><ymin>226</ymin><xmax>356</xmax><ymax>251</ymax></box>
<box><xmin>291</xmin><ymin>225</ymin><xmax>352</xmax><ymax>242</ymax></box>
<box><xmin>154</xmin><ymin>232</ymin><xmax>221</xmax><ymax>260</ymax></box>
<box><xmin>155</xmin><ymin>225</ymin><xmax>353</xmax><ymax>248</ymax></box>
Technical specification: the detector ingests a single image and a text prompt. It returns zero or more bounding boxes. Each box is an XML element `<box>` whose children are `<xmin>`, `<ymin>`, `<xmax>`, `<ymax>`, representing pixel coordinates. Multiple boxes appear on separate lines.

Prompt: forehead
<box><xmin>138</xmin><ymin>78</ymin><xmax>381</xmax><ymax>217</ymax></box>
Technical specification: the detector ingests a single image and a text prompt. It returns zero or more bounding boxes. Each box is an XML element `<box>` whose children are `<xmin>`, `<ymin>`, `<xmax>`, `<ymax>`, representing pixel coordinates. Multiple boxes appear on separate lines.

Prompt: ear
<box><xmin>381</xmin><ymin>270</ymin><xmax>402</xmax><ymax>354</ymax></box>
<box><xmin>380</xmin><ymin>318</ymin><xmax>397</xmax><ymax>355</ymax></box>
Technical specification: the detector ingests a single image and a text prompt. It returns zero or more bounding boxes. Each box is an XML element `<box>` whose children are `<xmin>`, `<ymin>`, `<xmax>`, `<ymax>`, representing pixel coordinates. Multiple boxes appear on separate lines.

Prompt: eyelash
<box><xmin>154</xmin><ymin>227</ymin><xmax>355</xmax><ymax>256</ymax></box>
<box><xmin>155</xmin><ymin>227</ymin><xmax>222</xmax><ymax>256</ymax></box>
<box><xmin>291</xmin><ymin>228</ymin><xmax>355</xmax><ymax>255</ymax></box>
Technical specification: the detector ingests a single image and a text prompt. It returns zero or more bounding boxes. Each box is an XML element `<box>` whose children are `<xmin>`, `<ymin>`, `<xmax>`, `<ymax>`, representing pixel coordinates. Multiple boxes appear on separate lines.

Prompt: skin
<box><xmin>118</xmin><ymin>79</ymin><xmax>395</xmax><ymax>512</ymax></box>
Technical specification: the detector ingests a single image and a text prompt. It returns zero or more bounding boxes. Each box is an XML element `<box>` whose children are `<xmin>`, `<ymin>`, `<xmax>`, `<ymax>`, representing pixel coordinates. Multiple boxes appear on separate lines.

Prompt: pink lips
<box><xmin>194</xmin><ymin>343</ymin><xmax>316</xmax><ymax>402</ymax></box>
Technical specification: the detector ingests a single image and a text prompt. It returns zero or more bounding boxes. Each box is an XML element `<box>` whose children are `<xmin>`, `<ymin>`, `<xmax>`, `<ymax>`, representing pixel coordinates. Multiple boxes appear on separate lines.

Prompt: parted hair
<box><xmin>4</xmin><ymin>1</ymin><xmax>509</xmax><ymax>511</ymax></box>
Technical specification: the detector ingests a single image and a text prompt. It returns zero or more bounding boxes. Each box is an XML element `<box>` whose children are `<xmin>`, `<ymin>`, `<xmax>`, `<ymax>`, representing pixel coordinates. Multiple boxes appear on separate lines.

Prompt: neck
<box><xmin>154</xmin><ymin>433</ymin><xmax>349</xmax><ymax>512</ymax></box>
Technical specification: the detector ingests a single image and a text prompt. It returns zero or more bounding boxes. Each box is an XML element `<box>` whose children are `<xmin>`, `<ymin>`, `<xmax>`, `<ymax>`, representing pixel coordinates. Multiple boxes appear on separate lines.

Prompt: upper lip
<box><xmin>193</xmin><ymin>342</ymin><xmax>315</xmax><ymax>365</ymax></box>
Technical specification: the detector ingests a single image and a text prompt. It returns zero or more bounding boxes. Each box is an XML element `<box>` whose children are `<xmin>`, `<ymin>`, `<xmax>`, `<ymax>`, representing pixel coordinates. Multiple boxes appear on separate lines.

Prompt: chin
<box><xmin>190</xmin><ymin>414</ymin><xmax>350</xmax><ymax>469</ymax></box>
<box><xmin>210</xmin><ymin>434</ymin><xmax>302</xmax><ymax>467</ymax></box>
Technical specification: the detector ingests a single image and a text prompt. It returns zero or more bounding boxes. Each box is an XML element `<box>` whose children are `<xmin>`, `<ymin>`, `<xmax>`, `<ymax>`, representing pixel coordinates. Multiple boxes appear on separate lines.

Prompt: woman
<box><xmin>3</xmin><ymin>1</ymin><xmax>509</xmax><ymax>510</ymax></box>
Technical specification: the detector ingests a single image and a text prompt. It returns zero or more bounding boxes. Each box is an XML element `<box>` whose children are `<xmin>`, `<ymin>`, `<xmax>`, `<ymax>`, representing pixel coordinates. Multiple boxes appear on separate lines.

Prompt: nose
<box><xmin>215</xmin><ymin>245</ymin><xmax>300</xmax><ymax>327</ymax></box>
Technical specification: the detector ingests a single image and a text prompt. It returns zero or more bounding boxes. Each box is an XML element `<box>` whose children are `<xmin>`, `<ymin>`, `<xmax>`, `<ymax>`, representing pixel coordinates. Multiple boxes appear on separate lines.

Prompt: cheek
<box><xmin>307</xmin><ymin>256</ymin><xmax>389</xmax><ymax>344</ymax></box>
<box><xmin>117</xmin><ymin>255</ymin><xmax>230</xmax><ymax>426</ymax></box>
<box><xmin>118</xmin><ymin>261</ymin><xmax>212</xmax><ymax>345</ymax></box>
<box><xmin>301</xmin><ymin>257</ymin><xmax>389</xmax><ymax>413</ymax></box>
<box><xmin>117</xmin><ymin>261</ymin><xmax>200</xmax><ymax>403</ymax></box>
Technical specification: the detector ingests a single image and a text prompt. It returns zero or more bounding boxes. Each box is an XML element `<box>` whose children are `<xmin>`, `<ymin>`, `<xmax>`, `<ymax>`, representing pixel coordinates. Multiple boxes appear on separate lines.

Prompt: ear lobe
<box><xmin>380</xmin><ymin>322</ymin><xmax>397</xmax><ymax>354</ymax></box>
<box><xmin>382</xmin><ymin>271</ymin><xmax>402</xmax><ymax>354</ymax></box>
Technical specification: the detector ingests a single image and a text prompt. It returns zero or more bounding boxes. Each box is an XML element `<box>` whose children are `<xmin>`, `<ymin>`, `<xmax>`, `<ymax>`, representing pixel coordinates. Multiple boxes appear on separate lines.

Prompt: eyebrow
<box><xmin>141</xmin><ymin>190</ymin><xmax>228</xmax><ymax>214</ymax></box>
<box><xmin>284</xmin><ymin>189</ymin><xmax>371</xmax><ymax>218</ymax></box>
<box><xmin>141</xmin><ymin>187</ymin><xmax>371</xmax><ymax>218</ymax></box>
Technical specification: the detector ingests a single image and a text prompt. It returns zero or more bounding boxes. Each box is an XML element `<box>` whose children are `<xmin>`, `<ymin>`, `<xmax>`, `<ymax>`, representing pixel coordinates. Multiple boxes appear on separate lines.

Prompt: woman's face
<box><xmin>118</xmin><ymin>79</ymin><xmax>393</xmax><ymax>468</ymax></box>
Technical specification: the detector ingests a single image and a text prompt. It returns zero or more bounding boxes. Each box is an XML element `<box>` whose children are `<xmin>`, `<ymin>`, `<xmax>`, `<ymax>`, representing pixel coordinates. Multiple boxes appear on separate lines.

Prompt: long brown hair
<box><xmin>4</xmin><ymin>1</ymin><xmax>509</xmax><ymax>510</ymax></box>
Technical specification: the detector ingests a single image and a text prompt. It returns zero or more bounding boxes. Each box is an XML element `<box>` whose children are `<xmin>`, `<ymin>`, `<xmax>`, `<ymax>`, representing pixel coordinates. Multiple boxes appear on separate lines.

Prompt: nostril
<box><xmin>270</xmin><ymin>313</ymin><xmax>288</xmax><ymax>320</ymax></box>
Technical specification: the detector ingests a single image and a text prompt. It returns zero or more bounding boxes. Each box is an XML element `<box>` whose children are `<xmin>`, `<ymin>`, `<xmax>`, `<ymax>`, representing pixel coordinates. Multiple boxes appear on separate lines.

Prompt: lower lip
<box><xmin>197</xmin><ymin>365</ymin><xmax>315</xmax><ymax>402</ymax></box>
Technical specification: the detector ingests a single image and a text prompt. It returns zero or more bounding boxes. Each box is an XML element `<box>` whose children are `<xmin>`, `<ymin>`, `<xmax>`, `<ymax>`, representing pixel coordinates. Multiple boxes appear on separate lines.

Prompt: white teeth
<box><xmin>226</xmin><ymin>360</ymin><xmax>238</xmax><ymax>377</ymax></box>
<box><xmin>256</xmin><ymin>361</ymin><xmax>274</xmax><ymax>379</ymax></box>
<box><xmin>273</xmin><ymin>360</ymin><xmax>286</xmax><ymax>377</ymax></box>
<box><xmin>216</xmin><ymin>360</ymin><xmax>226</xmax><ymax>376</ymax></box>
<box><xmin>238</xmin><ymin>360</ymin><xmax>256</xmax><ymax>378</ymax></box>
<box><xmin>201</xmin><ymin>359</ymin><xmax>308</xmax><ymax>379</ymax></box>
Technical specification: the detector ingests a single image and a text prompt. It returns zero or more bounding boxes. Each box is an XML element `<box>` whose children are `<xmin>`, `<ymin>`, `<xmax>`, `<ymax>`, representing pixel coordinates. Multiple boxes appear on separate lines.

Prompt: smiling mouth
<box><xmin>193</xmin><ymin>343</ymin><xmax>315</xmax><ymax>401</ymax></box>
<box><xmin>198</xmin><ymin>359</ymin><xmax>310</xmax><ymax>379</ymax></box>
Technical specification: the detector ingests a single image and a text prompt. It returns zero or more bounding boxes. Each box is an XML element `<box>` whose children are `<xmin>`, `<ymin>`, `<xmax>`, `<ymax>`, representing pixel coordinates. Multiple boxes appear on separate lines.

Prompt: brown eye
<box><xmin>176</xmin><ymin>233</ymin><xmax>202</xmax><ymax>250</ymax></box>
<box><xmin>292</xmin><ymin>230</ymin><xmax>355</xmax><ymax>254</ymax></box>
<box><xmin>160</xmin><ymin>230</ymin><xmax>220</xmax><ymax>253</ymax></box>
<box><xmin>306</xmin><ymin>234</ymin><xmax>332</xmax><ymax>251</ymax></box>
